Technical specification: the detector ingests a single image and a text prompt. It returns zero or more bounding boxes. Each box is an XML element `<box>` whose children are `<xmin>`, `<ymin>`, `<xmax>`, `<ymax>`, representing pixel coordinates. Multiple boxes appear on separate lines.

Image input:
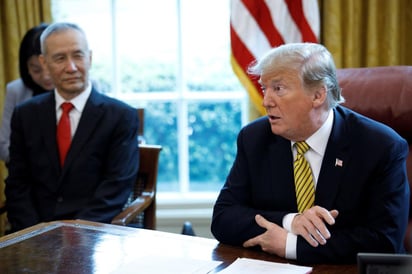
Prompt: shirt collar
<box><xmin>306</xmin><ymin>109</ymin><xmax>334</xmax><ymax>157</ymax></box>
<box><xmin>291</xmin><ymin>109</ymin><xmax>334</xmax><ymax>157</ymax></box>
<box><xmin>55</xmin><ymin>81</ymin><xmax>92</xmax><ymax>112</ymax></box>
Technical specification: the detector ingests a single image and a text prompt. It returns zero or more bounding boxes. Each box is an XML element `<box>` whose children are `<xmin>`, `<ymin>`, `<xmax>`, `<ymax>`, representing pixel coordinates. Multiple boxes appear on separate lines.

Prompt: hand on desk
<box><xmin>243</xmin><ymin>214</ymin><xmax>288</xmax><ymax>257</ymax></box>
<box><xmin>242</xmin><ymin>207</ymin><xmax>339</xmax><ymax>257</ymax></box>
<box><xmin>291</xmin><ymin>206</ymin><xmax>339</xmax><ymax>247</ymax></box>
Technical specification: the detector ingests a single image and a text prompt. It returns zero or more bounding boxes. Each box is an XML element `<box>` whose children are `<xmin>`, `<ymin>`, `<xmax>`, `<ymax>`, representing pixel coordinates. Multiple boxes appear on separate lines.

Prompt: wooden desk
<box><xmin>0</xmin><ymin>220</ymin><xmax>357</xmax><ymax>273</ymax></box>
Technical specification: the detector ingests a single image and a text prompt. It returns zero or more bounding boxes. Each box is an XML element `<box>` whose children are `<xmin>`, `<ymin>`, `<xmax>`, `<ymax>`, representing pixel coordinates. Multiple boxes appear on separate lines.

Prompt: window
<box><xmin>52</xmin><ymin>0</ymin><xmax>248</xmax><ymax>197</ymax></box>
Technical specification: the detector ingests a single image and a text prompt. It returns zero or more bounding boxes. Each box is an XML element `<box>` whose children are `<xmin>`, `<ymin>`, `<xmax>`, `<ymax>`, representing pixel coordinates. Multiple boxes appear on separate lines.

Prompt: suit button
<box><xmin>57</xmin><ymin>197</ymin><xmax>63</xmax><ymax>202</ymax></box>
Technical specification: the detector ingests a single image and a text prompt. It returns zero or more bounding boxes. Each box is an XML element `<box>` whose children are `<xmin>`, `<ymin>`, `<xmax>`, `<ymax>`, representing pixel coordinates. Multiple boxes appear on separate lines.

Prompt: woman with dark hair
<box><xmin>0</xmin><ymin>23</ymin><xmax>54</xmax><ymax>162</ymax></box>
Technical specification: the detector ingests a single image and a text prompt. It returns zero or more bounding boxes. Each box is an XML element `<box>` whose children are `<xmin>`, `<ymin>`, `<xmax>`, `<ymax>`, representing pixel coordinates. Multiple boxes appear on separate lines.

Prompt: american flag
<box><xmin>230</xmin><ymin>0</ymin><xmax>320</xmax><ymax>114</ymax></box>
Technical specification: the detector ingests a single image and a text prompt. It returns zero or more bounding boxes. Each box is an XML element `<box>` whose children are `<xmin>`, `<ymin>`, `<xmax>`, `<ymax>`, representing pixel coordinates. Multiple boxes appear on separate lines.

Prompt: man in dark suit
<box><xmin>211</xmin><ymin>43</ymin><xmax>410</xmax><ymax>264</ymax></box>
<box><xmin>5</xmin><ymin>22</ymin><xmax>139</xmax><ymax>232</ymax></box>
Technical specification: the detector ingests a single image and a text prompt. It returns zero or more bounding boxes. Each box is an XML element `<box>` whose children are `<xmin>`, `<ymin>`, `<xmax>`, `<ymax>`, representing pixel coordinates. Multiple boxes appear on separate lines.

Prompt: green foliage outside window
<box><xmin>90</xmin><ymin>57</ymin><xmax>244</xmax><ymax>193</ymax></box>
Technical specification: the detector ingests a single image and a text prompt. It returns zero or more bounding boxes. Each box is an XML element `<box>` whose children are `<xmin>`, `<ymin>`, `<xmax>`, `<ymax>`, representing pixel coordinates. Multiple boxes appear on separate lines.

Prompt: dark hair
<box><xmin>19</xmin><ymin>23</ymin><xmax>52</xmax><ymax>96</ymax></box>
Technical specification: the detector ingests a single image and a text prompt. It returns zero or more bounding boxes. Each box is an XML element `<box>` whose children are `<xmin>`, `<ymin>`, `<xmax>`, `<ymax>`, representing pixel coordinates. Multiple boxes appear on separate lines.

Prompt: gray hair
<box><xmin>40</xmin><ymin>22</ymin><xmax>88</xmax><ymax>55</ymax></box>
<box><xmin>248</xmin><ymin>43</ymin><xmax>344</xmax><ymax>109</ymax></box>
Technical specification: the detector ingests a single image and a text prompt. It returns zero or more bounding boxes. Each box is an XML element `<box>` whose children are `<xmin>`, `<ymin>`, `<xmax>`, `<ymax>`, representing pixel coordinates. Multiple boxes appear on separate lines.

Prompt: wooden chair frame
<box><xmin>111</xmin><ymin>144</ymin><xmax>162</xmax><ymax>229</ymax></box>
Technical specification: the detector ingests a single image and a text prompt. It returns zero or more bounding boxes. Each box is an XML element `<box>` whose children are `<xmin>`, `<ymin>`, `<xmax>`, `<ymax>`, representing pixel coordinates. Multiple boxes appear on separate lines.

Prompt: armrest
<box><xmin>111</xmin><ymin>191</ymin><xmax>154</xmax><ymax>226</ymax></box>
<box><xmin>112</xmin><ymin>144</ymin><xmax>162</xmax><ymax>228</ymax></box>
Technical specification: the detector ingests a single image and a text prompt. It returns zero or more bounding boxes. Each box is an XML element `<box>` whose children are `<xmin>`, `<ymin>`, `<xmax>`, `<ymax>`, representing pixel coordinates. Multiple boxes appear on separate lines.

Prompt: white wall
<box><xmin>155</xmin><ymin>193</ymin><xmax>217</xmax><ymax>239</ymax></box>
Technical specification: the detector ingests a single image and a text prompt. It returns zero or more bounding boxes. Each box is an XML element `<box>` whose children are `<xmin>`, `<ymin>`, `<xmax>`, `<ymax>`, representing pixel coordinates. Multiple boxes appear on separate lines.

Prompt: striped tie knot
<box><xmin>295</xmin><ymin>141</ymin><xmax>310</xmax><ymax>155</ymax></box>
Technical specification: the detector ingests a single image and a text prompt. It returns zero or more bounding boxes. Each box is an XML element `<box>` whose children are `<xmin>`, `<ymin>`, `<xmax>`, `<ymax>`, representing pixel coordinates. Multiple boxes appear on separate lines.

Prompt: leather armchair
<box><xmin>337</xmin><ymin>66</ymin><xmax>412</xmax><ymax>252</ymax></box>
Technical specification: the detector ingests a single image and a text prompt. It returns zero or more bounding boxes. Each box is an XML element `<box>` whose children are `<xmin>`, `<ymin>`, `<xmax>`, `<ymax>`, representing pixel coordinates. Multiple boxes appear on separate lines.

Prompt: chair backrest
<box><xmin>137</xmin><ymin>108</ymin><xmax>145</xmax><ymax>144</ymax></box>
<box><xmin>337</xmin><ymin>66</ymin><xmax>412</xmax><ymax>185</ymax></box>
<box><xmin>111</xmin><ymin>144</ymin><xmax>162</xmax><ymax>229</ymax></box>
<box><xmin>337</xmin><ymin>66</ymin><xmax>412</xmax><ymax>251</ymax></box>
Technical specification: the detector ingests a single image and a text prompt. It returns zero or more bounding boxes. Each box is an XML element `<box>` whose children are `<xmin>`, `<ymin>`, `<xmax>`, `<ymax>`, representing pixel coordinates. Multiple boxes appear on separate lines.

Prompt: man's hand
<box><xmin>243</xmin><ymin>214</ymin><xmax>287</xmax><ymax>257</ymax></box>
<box><xmin>292</xmin><ymin>206</ymin><xmax>338</xmax><ymax>247</ymax></box>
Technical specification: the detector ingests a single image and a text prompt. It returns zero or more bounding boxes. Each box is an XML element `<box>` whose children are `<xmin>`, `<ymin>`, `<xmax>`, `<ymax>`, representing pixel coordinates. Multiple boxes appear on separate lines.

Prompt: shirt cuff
<box><xmin>282</xmin><ymin>213</ymin><xmax>299</xmax><ymax>232</ymax></box>
<box><xmin>285</xmin><ymin>232</ymin><xmax>297</xmax><ymax>260</ymax></box>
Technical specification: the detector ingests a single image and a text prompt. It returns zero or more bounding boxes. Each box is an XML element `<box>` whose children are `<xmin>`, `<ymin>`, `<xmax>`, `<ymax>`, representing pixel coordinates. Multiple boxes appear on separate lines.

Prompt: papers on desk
<box><xmin>111</xmin><ymin>255</ymin><xmax>222</xmax><ymax>274</ymax></box>
<box><xmin>219</xmin><ymin>258</ymin><xmax>312</xmax><ymax>274</ymax></box>
<box><xmin>110</xmin><ymin>255</ymin><xmax>311</xmax><ymax>274</ymax></box>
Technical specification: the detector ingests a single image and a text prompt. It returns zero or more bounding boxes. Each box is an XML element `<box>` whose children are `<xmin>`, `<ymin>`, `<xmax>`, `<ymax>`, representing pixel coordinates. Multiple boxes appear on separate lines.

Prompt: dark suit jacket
<box><xmin>5</xmin><ymin>88</ymin><xmax>139</xmax><ymax>232</ymax></box>
<box><xmin>211</xmin><ymin>106</ymin><xmax>410</xmax><ymax>264</ymax></box>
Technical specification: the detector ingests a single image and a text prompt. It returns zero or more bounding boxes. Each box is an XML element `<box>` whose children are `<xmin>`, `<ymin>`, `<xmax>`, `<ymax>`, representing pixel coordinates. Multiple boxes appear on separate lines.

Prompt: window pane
<box><xmin>142</xmin><ymin>102</ymin><xmax>179</xmax><ymax>192</ymax></box>
<box><xmin>51</xmin><ymin>0</ymin><xmax>247</xmax><ymax>195</ymax></box>
<box><xmin>52</xmin><ymin>0</ymin><xmax>114</xmax><ymax>94</ymax></box>
<box><xmin>188</xmin><ymin>102</ymin><xmax>240</xmax><ymax>191</ymax></box>
<box><xmin>116</xmin><ymin>0</ymin><xmax>178</xmax><ymax>93</ymax></box>
<box><xmin>181</xmin><ymin>0</ymin><xmax>243</xmax><ymax>92</ymax></box>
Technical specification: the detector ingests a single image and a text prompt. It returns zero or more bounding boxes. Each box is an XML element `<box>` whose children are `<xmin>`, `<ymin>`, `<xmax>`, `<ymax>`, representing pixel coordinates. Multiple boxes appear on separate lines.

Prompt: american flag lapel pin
<box><xmin>335</xmin><ymin>158</ymin><xmax>343</xmax><ymax>167</ymax></box>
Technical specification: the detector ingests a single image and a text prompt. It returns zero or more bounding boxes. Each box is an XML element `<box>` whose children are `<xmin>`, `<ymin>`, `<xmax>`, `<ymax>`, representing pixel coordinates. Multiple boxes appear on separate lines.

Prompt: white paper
<box><xmin>110</xmin><ymin>255</ymin><xmax>222</xmax><ymax>274</ymax></box>
<box><xmin>219</xmin><ymin>258</ymin><xmax>312</xmax><ymax>274</ymax></box>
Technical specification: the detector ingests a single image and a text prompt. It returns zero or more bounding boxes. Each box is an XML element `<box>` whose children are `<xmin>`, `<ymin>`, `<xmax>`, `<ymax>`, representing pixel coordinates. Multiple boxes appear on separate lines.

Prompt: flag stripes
<box><xmin>230</xmin><ymin>0</ymin><xmax>319</xmax><ymax>114</ymax></box>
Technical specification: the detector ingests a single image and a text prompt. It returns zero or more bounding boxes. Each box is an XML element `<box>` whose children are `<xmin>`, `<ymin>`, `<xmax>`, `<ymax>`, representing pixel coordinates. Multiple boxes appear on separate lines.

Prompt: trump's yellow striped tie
<box><xmin>294</xmin><ymin>141</ymin><xmax>315</xmax><ymax>212</ymax></box>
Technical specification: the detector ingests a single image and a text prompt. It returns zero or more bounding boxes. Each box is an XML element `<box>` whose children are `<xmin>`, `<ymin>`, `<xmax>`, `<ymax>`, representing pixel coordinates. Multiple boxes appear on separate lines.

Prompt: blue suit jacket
<box><xmin>5</xmin><ymin>88</ymin><xmax>139</xmax><ymax>232</ymax></box>
<box><xmin>211</xmin><ymin>106</ymin><xmax>410</xmax><ymax>264</ymax></box>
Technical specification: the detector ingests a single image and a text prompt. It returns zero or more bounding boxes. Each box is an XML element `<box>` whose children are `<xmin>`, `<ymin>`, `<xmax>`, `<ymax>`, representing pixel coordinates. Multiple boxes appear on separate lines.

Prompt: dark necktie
<box><xmin>294</xmin><ymin>141</ymin><xmax>315</xmax><ymax>212</ymax></box>
<box><xmin>57</xmin><ymin>102</ymin><xmax>74</xmax><ymax>166</ymax></box>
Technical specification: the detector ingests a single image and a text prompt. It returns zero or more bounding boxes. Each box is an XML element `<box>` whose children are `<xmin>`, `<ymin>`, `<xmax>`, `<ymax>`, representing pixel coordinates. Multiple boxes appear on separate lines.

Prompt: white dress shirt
<box><xmin>283</xmin><ymin>109</ymin><xmax>334</xmax><ymax>259</ymax></box>
<box><xmin>55</xmin><ymin>82</ymin><xmax>92</xmax><ymax>137</ymax></box>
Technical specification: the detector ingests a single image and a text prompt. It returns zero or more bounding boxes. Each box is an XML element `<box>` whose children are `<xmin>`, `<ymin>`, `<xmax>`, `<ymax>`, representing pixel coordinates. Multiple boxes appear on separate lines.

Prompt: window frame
<box><xmin>52</xmin><ymin>0</ymin><xmax>249</xmax><ymax>202</ymax></box>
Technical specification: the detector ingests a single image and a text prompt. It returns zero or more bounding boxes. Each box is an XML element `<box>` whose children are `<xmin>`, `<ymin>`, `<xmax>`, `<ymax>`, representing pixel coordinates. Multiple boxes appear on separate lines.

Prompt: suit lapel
<box><xmin>62</xmin><ymin>89</ymin><xmax>104</xmax><ymax>171</ymax></box>
<box><xmin>39</xmin><ymin>93</ymin><xmax>61</xmax><ymax>172</ymax></box>
<box><xmin>269</xmin><ymin>136</ymin><xmax>297</xmax><ymax>210</ymax></box>
<box><xmin>315</xmin><ymin>107</ymin><xmax>351</xmax><ymax>209</ymax></box>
